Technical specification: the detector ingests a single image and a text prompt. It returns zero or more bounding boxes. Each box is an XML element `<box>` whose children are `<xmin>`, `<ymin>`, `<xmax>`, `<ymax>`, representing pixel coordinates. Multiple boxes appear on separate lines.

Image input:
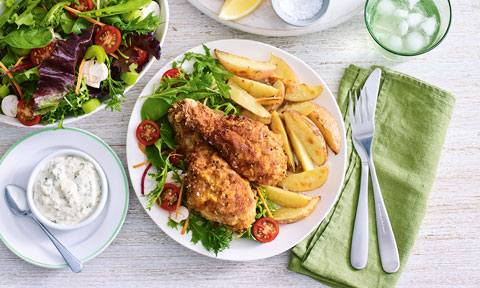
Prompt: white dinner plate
<box><xmin>0</xmin><ymin>127</ymin><xmax>129</xmax><ymax>268</ymax></box>
<box><xmin>126</xmin><ymin>39</ymin><xmax>347</xmax><ymax>261</ymax></box>
<box><xmin>0</xmin><ymin>0</ymin><xmax>169</xmax><ymax>128</ymax></box>
<box><xmin>187</xmin><ymin>0</ymin><xmax>363</xmax><ymax>37</ymax></box>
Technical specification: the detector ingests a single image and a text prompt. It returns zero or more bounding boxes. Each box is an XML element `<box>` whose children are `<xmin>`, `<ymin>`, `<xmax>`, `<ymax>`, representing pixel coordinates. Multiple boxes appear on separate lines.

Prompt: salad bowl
<box><xmin>0</xmin><ymin>0</ymin><xmax>169</xmax><ymax>128</ymax></box>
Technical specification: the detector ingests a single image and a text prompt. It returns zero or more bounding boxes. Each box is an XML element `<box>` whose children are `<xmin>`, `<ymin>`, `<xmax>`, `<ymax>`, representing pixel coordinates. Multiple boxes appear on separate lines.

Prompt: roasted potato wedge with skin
<box><xmin>308</xmin><ymin>104</ymin><xmax>342</xmax><ymax>154</ymax></box>
<box><xmin>284</xmin><ymin>82</ymin><xmax>323</xmax><ymax>102</ymax></box>
<box><xmin>277</xmin><ymin>101</ymin><xmax>314</xmax><ymax>116</ymax></box>
<box><xmin>273</xmin><ymin>197</ymin><xmax>320</xmax><ymax>224</ymax></box>
<box><xmin>241</xmin><ymin>108</ymin><xmax>271</xmax><ymax>125</ymax></box>
<box><xmin>215</xmin><ymin>49</ymin><xmax>277</xmax><ymax>81</ymax></box>
<box><xmin>283</xmin><ymin>111</ymin><xmax>327</xmax><ymax>166</ymax></box>
<box><xmin>284</xmin><ymin>119</ymin><xmax>315</xmax><ymax>171</ymax></box>
<box><xmin>227</xmin><ymin>80</ymin><xmax>271</xmax><ymax>120</ymax></box>
<box><xmin>271</xmin><ymin>111</ymin><xmax>295</xmax><ymax>171</ymax></box>
<box><xmin>230</xmin><ymin>75</ymin><xmax>278</xmax><ymax>98</ymax></box>
<box><xmin>262</xmin><ymin>185</ymin><xmax>312</xmax><ymax>208</ymax></box>
<box><xmin>270</xmin><ymin>53</ymin><xmax>298</xmax><ymax>82</ymax></box>
<box><xmin>264</xmin><ymin>80</ymin><xmax>285</xmax><ymax>112</ymax></box>
<box><xmin>278</xmin><ymin>166</ymin><xmax>329</xmax><ymax>192</ymax></box>
<box><xmin>256</xmin><ymin>97</ymin><xmax>283</xmax><ymax>105</ymax></box>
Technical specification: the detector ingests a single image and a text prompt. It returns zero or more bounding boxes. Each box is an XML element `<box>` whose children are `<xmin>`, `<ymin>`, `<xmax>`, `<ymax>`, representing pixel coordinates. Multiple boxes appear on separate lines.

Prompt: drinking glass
<box><xmin>365</xmin><ymin>0</ymin><xmax>452</xmax><ymax>60</ymax></box>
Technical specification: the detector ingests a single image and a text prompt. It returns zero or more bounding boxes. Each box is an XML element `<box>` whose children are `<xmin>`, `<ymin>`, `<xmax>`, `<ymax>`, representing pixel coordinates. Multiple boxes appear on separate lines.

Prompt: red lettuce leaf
<box><xmin>111</xmin><ymin>32</ymin><xmax>161</xmax><ymax>80</ymax></box>
<box><xmin>33</xmin><ymin>27</ymin><xmax>95</xmax><ymax>112</ymax></box>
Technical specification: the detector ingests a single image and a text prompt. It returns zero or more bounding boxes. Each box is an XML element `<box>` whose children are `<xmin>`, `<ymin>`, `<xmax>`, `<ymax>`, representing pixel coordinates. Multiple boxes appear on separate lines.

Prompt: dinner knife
<box><xmin>364</xmin><ymin>68</ymin><xmax>400</xmax><ymax>273</ymax></box>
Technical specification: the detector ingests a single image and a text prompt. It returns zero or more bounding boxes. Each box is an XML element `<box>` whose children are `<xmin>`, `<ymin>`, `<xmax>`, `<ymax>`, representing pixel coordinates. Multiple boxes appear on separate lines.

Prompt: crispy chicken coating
<box><xmin>168</xmin><ymin>106</ymin><xmax>256</xmax><ymax>232</ymax></box>
<box><xmin>174</xmin><ymin>99</ymin><xmax>287</xmax><ymax>185</ymax></box>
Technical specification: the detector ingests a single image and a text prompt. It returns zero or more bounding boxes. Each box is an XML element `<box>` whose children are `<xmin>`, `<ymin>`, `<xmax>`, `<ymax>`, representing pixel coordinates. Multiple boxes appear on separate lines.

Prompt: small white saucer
<box><xmin>0</xmin><ymin>127</ymin><xmax>129</xmax><ymax>268</ymax></box>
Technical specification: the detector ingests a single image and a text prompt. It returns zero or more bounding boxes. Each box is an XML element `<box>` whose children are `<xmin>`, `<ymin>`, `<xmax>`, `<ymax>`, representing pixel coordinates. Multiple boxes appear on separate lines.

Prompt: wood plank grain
<box><xmin>0</xmin><ymin>0</ymin><xmax>479</xmax><ymax>287</ymax></box>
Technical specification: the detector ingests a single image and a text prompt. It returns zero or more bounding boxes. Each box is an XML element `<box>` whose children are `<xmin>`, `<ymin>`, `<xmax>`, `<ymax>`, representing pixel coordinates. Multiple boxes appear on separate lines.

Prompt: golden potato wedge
<box><xmin>283</xmin><ymin>111</ymin><xmax>327</xmax><ymax>166</ymax></box>
<box><xmin>270</xmin><ymin>53</ymin><xmax>298</xmax><ymax>82</ymax></box>
<box><xmin>215</xmin><ymin>49</ymin><xmax>277</xmax><ymax>81</ymax></box>
<box><xmin>284</xmin><ymin>119</ymin><xmax>315</xmax><ymax>172</ymax></box>
<box><xmin>262</xmin><ymin>185</ymin><xmax>312</xmax><ymax>208</ymax></box>
<box><xmin>273</xmin><ymin>197</ymin><xmax>320</xmax><ymax>224</ymax></box>
<box><xmin>227</xmin><ymin>80</ymin><xmax>271</xmax><ymax>121</ymax></box>
<box><xmin>278</xmin><ymin>166</ymin><xmax>329</xmax><ymax>192</ymax></box>
<box><xmin>264</xmin><ymin>80</ymin><xmax>285</xmax><ymax>112</ymax></box>
<box><xmin>256</xmin><ymin>97</ymin><xmax>283</xmax><ymax>105</ymax></box>
<box><xmin>284</xmin><ymin>82</ymin><xmax>323</xmax><ymax>102</ymax></box>
<box><xmin>241</xmin><ymin>109</ymin><xmax>271</xmax><ymax>125</ymax></box>
<box><xmin>230</xmin><ymin>76</ymin><xmax>278</xmax><ymax>98</ymax></box>
<box><xmin>308</xmin><ymin>104</ymin><xmax>342</xmax><ymax>154</ymax></box>
<box><xmin>277</xmin><ymin>101</ymin><xmax>314</xmax><ymax>116</ymax></box>
<box><xmin>270</xmin><ymin>111</ymin><xmax>295</xmax><ymax>171</ymax></box>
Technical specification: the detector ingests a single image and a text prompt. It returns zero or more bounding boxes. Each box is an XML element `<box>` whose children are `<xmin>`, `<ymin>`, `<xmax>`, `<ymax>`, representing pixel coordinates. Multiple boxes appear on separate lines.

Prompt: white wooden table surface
<box><xmin>1</xmin><ymin>1</ymin><xmax>479</xmax><ymax>287</ymax></box>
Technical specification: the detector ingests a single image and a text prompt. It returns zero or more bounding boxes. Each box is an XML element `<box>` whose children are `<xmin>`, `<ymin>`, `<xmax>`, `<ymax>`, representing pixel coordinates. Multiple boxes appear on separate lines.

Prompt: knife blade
<box><xmin>362</xmin><ymin>68</ymin><xmax>382</xmax><ymax>117</ymax></box>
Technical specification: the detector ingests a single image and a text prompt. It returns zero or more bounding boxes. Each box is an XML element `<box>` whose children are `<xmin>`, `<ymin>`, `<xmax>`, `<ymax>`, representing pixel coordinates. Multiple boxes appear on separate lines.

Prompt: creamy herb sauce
<box><xmin>33</xmin><ymin>155</ymin><xmax>101</xmax><ymax>225</ymax></box>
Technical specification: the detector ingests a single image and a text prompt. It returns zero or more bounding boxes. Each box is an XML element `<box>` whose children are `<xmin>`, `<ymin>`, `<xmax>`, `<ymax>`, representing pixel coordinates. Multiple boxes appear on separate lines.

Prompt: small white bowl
<box><xmin>26</xmin><ymin>149</ymin><xmax>108</xmax><ymax>231</ymax></box>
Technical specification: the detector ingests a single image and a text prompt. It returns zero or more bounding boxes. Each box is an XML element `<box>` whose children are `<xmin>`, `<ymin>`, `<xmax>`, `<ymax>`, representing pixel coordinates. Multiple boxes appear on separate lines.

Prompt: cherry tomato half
<box><xmin>136</xmin><ymin>120</ymin><xmax>160</xmax><ymax>146</ymax></box>
<box><xmin>133</xmin><ymin>46</ymin><xmax>148</xmax><ymax>66</ymax></box>
<box><xmin>161</xmin><ymin>68</ymin><xmax>182</xmax><ymax>81</ymax></box>
<box><xmin>158</xmin><ymin>183</ymin><xmax>181</xmax><ymax>211</ymax></box>
<box><xmin>95</xmin><ymin>25</ymin><xmax>122</xmax><ymax>54</ymax></box>
<box><xmin>253</xmin><ymin>217</ymin><xmax>279</xmax><ymax>243</ymax></box>
<box><xmin>67</xmin><ymin>0</ymin><xmax>94</xmax><ymax>18</ymax></box>
<box><xmin>169</xmin><ymin>149</ymin><xmax>183</xmax><ymax>166</ymax></box>
<box><xmin>30</xmin><ymin>42</ymin><xmax>54</xmax><ymax>66</ymax></box>
<box><xmin>17</xmin><ymin>100</ymin><xmax>41</xmax><ymax>126</ymax></box>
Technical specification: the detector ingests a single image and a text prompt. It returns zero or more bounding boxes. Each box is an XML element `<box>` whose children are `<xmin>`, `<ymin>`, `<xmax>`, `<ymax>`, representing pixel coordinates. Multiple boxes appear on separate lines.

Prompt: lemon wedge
<box><xmin>218</xmin><ymin>0</ymin><xmax>263</xmax><ymax>21</ymax></box>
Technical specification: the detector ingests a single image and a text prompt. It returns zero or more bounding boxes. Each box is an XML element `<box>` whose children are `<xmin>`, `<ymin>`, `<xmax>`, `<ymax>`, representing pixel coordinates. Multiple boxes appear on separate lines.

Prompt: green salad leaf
<box><xmin>103</xmin><ymin>12</ymin><xmax>163</xmax><ymax>35</ymax></box>
<box><xmin>3</xmin><ymin>26</ymin><xmax>53</xmax><ymax>49</ymax></box>
<box><xmin>188</xmin><ymin>211</ymin><xmax>233</xmax><ymax>256</ymax></box>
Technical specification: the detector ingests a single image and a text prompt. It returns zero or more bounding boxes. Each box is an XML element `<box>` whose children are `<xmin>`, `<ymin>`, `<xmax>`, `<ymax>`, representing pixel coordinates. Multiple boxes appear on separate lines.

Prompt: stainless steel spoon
<box><xmin>5</xmin><ymin>184</ymin><xmax>83</xmax><ymax>273</ymax></box>
<box><xmin>271</xmin><ymin>0</ymin><xmax>330</xmax><ymax>27</ymax></box>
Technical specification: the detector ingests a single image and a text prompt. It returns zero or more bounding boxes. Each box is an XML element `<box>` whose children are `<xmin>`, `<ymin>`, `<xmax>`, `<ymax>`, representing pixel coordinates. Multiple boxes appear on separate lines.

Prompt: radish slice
<box><xmin>141</xmin><ymin>163</ymin><xmax>153</xmax><ymax>195</ymax></box>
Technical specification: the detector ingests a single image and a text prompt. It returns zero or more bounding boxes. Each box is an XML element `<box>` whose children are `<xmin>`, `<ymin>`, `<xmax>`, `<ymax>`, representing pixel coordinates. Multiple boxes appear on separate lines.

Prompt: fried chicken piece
<box><xmin>174</xmin><ymin>99</ymin><xmax>287</xmax><ymax>185</ymax></box>
<box><xmin>168</xmin><ymin>107</ymin><xmax>256</xmax><ymax>232</ymax></box>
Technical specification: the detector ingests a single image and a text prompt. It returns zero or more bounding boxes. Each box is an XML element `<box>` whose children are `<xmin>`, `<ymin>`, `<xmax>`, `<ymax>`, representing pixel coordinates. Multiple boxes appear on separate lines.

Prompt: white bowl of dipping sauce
<box><xmin>26</xmin><ymin>149</ymin><xmax>108</xmax><ymax>231</ymax></box>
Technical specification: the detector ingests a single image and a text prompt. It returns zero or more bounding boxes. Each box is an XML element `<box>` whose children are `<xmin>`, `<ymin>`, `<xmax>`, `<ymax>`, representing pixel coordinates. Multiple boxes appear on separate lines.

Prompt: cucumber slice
<box><xmin>81</xmin><ymin>98</ymin><xmax>101</xmax><ymax>114</ymax></box>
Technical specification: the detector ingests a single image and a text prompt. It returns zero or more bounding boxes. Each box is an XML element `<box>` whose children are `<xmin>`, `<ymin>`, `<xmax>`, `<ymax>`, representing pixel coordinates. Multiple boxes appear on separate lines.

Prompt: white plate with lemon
<box><xmin>187</xmin><ymin>0</ymin><xmax>364</xmax><ymax>37</ymax></box>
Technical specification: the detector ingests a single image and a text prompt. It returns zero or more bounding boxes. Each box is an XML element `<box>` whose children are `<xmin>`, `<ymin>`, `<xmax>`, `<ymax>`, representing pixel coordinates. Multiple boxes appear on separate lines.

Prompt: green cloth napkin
<box><xmin>288</xmin><ymin>65</ymin><xmax>455</xmax><ymax>288</ymax></box>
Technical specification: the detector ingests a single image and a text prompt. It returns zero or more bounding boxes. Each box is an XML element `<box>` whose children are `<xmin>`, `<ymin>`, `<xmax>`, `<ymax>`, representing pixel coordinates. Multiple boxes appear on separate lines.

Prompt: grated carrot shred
<box><xmin>138</xmin><ymin>142</ymin><xmax>146</xmax><ymax>154</ymax></box>
<box><xmin>14</xmin><ymin>56</ymin><xmax>27</xmax><ymax>68</ymax></box>
<box><xmin>75</xmin><ymin>58</ymin><xmax>86</xmax><ymax>94</ymax></box>
<box><xmin>133</xmin><ymin>160</ymin><xmax>149</xmax><ymax>168</ymax></box>
<box><xmin>256</xmin><ymin>187</ymin><xmax>272</xmax><ymax>218</ymax></box>
<box><xmin>175</xmin><ymin>178</ymin><xmax>185</xmax><ymax>218</ymax></box>
<box><xmin>41</xmin><ymin>3</ymin><xmax>47</xmax><ymax>11</ymax></box>
<box><xmin>63</xmin><ymin>6</ymin><xmax>105</xmax><ymax>26</ymax></box>
<box><xmin>109</xmin><ymin>53</ymin><xmax>119</xmax><ymax>59</ymax></box>
<box><xmin>0</xmin><ymin>60</ymin><xmax>22</xmax><ymax>98</ymax></box>
<box><xmin>181</xmin><ymin>216</ymin><xmax>189</xmax><ymax>235</ymax></box>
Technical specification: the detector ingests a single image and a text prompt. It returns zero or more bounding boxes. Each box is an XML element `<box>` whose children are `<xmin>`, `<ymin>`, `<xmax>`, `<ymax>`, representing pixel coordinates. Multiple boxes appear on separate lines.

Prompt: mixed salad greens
<box><xmin>0</xmin><ymin>0</ymin><xmax>163</xmax><ymax>126</ymax></box>
<box><xmin>136</xmin><ymin>46</ymin><xmax>277</xmax><ymax>255</ymax></box>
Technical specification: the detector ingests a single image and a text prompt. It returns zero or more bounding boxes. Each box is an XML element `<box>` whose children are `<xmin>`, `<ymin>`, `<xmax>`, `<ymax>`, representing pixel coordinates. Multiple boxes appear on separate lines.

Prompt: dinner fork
<box><xmin>349</xmin><ymin>89</ymin><xmax>400</xmax><ymax>273</ymax></box>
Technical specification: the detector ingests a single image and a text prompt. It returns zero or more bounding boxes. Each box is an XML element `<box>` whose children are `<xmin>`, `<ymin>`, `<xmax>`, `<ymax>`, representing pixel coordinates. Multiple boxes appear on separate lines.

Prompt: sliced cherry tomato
<box><xmin>253</xmin><ymin>217</ymin><xmax>279</xmax><ymax>243</ymax></box>
<box><xmin>169</xmin><ymin>149</ymin><xmax>183</xmax><ymax>166</ymax></box>
<box><xmin>17</xmin><ymin>100</ymin><xmax>41</xmax><ymax>126</ymax></box>
<box><xmin>136</xmin><ymin>120</ymin><xmax>160</xmax><ymax>146</ymax></box>
<box><xmin>158</xmin><ymin>183</ymin><xmax>180</xmax><ymax>211</ymax></box>
<box><xmin>133</xmin><ymin>46</ymin><xmax>148</xmax><ymax>66</ymax></box>
<box><xmin>67</xmin><ymin>0</ymin><xmax>94</xmax><ymax>18</ymax></box>
<box><xmin>95</xmin><ymin>25</ymin><xmax>122</xmax><ymax>54</ymax></box>
<box><xmin>30</xmin><ymin>42</ymin><xmax>54</xmax><ymax>66</ymax></box>
<box><xmin>161</xmin><ymin>68</ymin><xmax>182</xmax><ymax>81</ymax></box>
